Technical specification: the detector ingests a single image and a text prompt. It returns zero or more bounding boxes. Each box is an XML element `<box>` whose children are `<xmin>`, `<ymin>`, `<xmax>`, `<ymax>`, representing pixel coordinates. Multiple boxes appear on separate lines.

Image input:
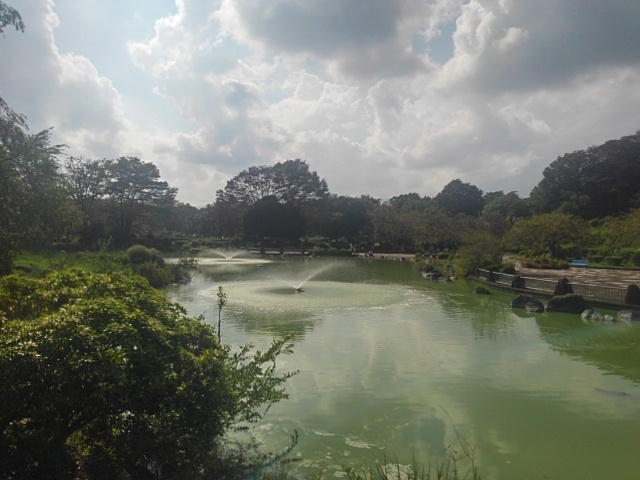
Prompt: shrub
<box><xmin>500</xmin><ymin>262</ymin><xmax>516</xmax><ymax>274</ymax></box>
<box><xmin>134</xmin><ymin>261</ymin><xmax>171</xmax><ymax>288</ymax></box>
<box><xmin>0</xmin><ymin>270</ymin><xmax>294</xmax><ymax>479</ymax></box>
<box><xmin>605</xmin><ymin>256</ymin><xmax>623</xmax><ymax>266</ymax></box>
<box><xmin>630</xmin><ymin>250</ymin><xmax>640</xmax><ymax>266</ymax></box>
<box><xmin>170</xmin><ymin>257</ymin><xmax>198</xmax><ymax>284</ymax></box>
<box><xmin>618</xmin><ymin>248</ymin><xmax>639</xmax><ymax>265</ymax></box>
<box><xmin>520</xmin><ymin>254</ymin><xmax>568</xmax><ymax>269</ymax></box>
<box><xmin>126</xmin><ymin>245</ymin><xmax>165</xmax><ymax>267</ymax></box>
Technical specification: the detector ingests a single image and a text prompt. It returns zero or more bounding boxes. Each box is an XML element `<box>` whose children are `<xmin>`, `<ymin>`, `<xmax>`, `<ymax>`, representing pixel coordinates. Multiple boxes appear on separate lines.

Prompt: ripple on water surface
<box><xmin>202</xmin><ymin>280</ymin><xmax>417</xmax><ymax>311</ymax></box>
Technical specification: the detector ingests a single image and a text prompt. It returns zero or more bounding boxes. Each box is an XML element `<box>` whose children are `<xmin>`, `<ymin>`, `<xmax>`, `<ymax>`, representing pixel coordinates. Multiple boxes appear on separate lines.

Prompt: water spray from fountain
<box><xmin>214</xmin><ymin>249</ymin><xmax>246</xmax><ymax>262</ymax></box>
<box><xmin>291</xmin><ymin>264</ymin><xmax>334</xmax><ymax>293</ymax></box>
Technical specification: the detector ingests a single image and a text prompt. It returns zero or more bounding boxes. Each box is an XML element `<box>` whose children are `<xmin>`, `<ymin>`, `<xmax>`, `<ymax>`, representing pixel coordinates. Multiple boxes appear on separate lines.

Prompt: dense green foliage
<box><xmin>0</xmin><ymin>98</ymin><xmax>71</xmax><ymax>275</ymax></box>
<box><xmin>529</xmin><ymin>132</ymin><xmax>640</xmax><ymax>218</ymax></box>
<box><xmin>0</xmin><ymin>270</ymin><xmax>294</xmax><ymax>479</ymax></box>
<box><xmin>215</xmin><ymin>159</ymin><xmax>328</xmax><ymax>206</ymax></box>
<box><xmin>435</xmin><ymin>179</ymin><xmax>485</xmax><ymax>217</ymax></box>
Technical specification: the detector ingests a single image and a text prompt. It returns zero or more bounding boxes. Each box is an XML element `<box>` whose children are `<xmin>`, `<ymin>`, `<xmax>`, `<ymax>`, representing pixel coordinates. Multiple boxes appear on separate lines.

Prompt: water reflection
<box><xmin>166</xmin><ymin>257</ymin><xmax>640</xmax><ymax>479</ymax></box>
<box><xmin>536</xmin><ymin>311</ymin><xmax>640</xmax><ymax>383</ymax></box>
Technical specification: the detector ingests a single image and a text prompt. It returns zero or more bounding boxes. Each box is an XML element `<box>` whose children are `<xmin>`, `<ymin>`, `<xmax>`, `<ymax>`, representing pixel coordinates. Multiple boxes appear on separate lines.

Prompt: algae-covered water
<box><xmin>165</xmin><ymin>255</ymin><xmax>640</xmax><ymax>479</ymax></box>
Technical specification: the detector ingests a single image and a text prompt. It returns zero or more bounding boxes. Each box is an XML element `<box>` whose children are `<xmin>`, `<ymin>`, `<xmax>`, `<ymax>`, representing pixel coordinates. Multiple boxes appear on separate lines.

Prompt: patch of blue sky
<box><xmin>412</xmin><ymin>21</ymin><xmax>455</xmax><ymax>64</ymax></box>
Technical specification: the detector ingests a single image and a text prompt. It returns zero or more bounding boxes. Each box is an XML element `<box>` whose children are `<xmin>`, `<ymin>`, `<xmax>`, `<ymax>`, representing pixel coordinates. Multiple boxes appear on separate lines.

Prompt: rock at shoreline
<box><xmin>546</xmin><ymin>294</ymin><xmax>590</xmax><ymax>314</ymax></box>
<box><xmin>511</xmin><ymin>295</ymin><xmax>545</xmax><ymax>312</ymax></box>
<box><xmin>553</xmin><ymin>277</ymin><xmax>573</xmax><ymax>296</ymax></box>
<box><xmin>625</xmin><ymin>284</ymin><xmax>640</xmax><ymax>305</ymax></box>
<box><xmin>581</xmin><ymin>308</ymin><xmax>615</xmax><ymax>324</ymax></box>
<box><xmin>420</xmin><ymin>264</ymin><xmax>443</xmax><ymax>280</ymax></box>
<box><xmin>618</xmin><ymin>310</ymin><xmax>640</xmax><ymax>323</ymax></box>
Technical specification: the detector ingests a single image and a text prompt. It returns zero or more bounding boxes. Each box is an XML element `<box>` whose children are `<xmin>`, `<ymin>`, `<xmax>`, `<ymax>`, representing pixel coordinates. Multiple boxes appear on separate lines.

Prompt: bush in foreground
<box><xmin>0</xmin><ymin>270</ymin><xmax>294</xmax><ymax>479</ymax></box>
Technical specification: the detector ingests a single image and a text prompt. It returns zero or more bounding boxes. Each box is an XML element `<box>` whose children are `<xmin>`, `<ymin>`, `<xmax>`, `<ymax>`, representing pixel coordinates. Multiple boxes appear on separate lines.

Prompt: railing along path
<box><xmin>476</xmin><ymin>269</ymin><xmax>628</xmax><ymax>304</ymax></box>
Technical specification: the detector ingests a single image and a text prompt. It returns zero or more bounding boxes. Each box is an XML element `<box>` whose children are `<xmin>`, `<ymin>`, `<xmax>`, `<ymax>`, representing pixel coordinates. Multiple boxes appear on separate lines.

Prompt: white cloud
<box><xmin>0</xmin><ymin>0</ymin><xmax>638</xmax><ymax>205</ymax></box>
<box><xmin>0</xmin><ymin>1</ymin><xmax>128</xmax><ymax>157</ymax></box>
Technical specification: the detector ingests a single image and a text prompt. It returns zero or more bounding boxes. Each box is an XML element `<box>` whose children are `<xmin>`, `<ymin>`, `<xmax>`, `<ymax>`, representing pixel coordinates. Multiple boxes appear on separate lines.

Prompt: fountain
<box><xmin>206</xmin><ymin>260</ymin><xmax>412</xmax><ymax>312</ymax></box>
<box><xmin>290</xmin><ymin>264</ymin><xmax>334</xmax><ymax>293</ymax></box>
<box><xmin>181</xmin><ymin>249</ymin><xmax>270</xmax><ymax>266</ymax></box>
<box><xmin>213</xmin><ymin>249</ymin><xmax>247</xmax><ymax>262</ymax></box>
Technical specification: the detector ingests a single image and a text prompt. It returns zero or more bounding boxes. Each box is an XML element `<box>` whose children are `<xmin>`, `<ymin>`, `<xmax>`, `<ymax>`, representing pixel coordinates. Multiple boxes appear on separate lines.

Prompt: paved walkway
<box><xmin>514</xmin><ymin>264</ymin><xmax>640</xmax><ymax>289</ymax></box>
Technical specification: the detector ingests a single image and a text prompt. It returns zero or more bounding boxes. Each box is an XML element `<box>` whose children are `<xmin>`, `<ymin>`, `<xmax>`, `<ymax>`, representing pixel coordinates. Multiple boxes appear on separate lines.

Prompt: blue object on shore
<box><xmin>570</xmin><ymin>259</ymin><xmax>589</xmax><ymax>267</ymax></box>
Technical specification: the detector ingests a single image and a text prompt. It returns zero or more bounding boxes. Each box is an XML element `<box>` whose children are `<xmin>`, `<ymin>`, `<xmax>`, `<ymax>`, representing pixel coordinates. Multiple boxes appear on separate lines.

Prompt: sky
<box><xmin>1</xmin><ymin>0</ymin><xmax>639</xmax><ymax>207</ymax></box>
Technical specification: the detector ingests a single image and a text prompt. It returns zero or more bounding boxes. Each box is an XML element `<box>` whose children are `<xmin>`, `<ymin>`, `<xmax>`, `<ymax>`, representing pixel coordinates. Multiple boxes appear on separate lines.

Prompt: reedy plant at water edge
<box><xmin>342</xmin><ymin>450</ymin><xmax>481</xmax><ymax>480</ymax></box>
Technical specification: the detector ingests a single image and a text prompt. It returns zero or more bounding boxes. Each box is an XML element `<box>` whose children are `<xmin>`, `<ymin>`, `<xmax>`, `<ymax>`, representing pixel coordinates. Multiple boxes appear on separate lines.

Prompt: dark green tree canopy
<box><xmin>506</xmin><ymin>212</ymin><xmax>588</xmax><ymax>257</ymax></box>
<box><xmin>309</xmin><ymin>195</ymin><xmax>376</xmax><ymax>244</ymax></box>
<box><xmin>273</xmin><ymin>158</ymin><xmax>329</xmax><ymax>204</ymax></box>
<box><xmin>387</xmin><ymin>192</ymin><xmax>429</xmax><ymax>212</ymax></box>
<box><xmin>64</xmin><ymin>156</ymin><xmax>108</xmax><ymax>224</ymax></box>
<box><xmin>0</xmin><ymin>98</ymin><xmax>72</xmax><ymax>273</ymax></box>
<box><xmin>243</xmin><ymin>195</ymin><xmax>306</xmax><ymax>245</ymax></box>
<box><xmin>529</xmin><ymin>132</ymin><xmax>640</xmax><ymax>219</ymax></box>
<box><xmin>104</xmin><ymin>156</ymin><xmax>177</xmax><ymax>241</ymax></box>
<box><xmin>483</xmin><ymin>191</ymin><xmax>530</xmax><ymax>219</ymax></box>
<box><xmin>216</xmin><ymin>159</ymin><xmax>328</xmax><ymax>206</ymax></box>
<box><xmin>434</xmin><ymin>179</ymin><xmax>485</xmax><ymax>216</ymax></box>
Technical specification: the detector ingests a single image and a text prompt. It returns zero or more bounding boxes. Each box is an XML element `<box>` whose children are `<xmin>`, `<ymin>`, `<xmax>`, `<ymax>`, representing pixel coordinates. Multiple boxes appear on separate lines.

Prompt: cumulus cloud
<box><xmin>0</xmin><ymin>1</ymin><xmax>128</xmax><ymax>157</ymax></box>
<box><xmin>230</xmin><ymin>0</ymin><xmax>435</xmax><ymax>80</ymax></box>
<box><xmin>0</xmin><ymin>0</ymin><xmax>638</xmax><ymax>205</ymax></box>
<box><xmin>444</xmin><ymin>0</ymin><xmax>640</xmax><ymax>94</ymax></box>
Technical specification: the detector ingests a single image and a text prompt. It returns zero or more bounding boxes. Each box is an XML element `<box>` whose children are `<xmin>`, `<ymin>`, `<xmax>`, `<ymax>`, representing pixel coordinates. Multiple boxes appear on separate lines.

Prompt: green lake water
<box><xmin>165</xmin><ymin>255</ymin><xmax>640</xmax><ymax>479</ymax></box>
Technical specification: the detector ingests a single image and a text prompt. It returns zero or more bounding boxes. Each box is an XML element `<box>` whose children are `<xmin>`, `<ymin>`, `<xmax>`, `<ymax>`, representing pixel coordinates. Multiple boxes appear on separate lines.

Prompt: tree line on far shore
<box><xmin>3</xmin><ymin>77</ymin><xmax>640</xmax><ymax>275</ymax></box>
<box><xmin>2</xmin><ymin>3</ymin><xmax>640</xmax><ymax>277</ymax></box>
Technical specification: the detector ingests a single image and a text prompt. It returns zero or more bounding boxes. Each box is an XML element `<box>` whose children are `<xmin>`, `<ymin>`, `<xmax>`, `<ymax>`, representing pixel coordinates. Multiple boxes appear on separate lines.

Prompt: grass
<box><xmin>255</xmin><ymin>452</ymin><xmax>481</xmax><ymax>480</ymax></box>
<box><xmin>254</xmin><ymin>433</ymin><xmax>480</xmax><ymax>480</ymax></box>
<box><xmin>14</xmin><ymin>249</ymin><xmax>128</xmax><ymax>276</ymax></box>
<box><xmin>14</xmin><ymin>247</ymin><xmax>196</xmax><ymax>287</ymax></box>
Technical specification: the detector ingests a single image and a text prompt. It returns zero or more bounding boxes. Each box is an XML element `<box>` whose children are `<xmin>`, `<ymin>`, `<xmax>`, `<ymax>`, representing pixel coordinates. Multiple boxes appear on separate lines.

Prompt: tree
<box><xmin>398</xmin><ymin>200</ymin><xmax>475</xmax><ymax>252</ymax></box>
<box><xmin>505</xmin><ymin>212</ymin><xmax>588</xmax><ymax>258</ymax></box>
<box><xmin>371</xmin><ymin>203</ymin><xmax>413</xmax><ymax>251</ymax></box>
<box><xmin>529</xmin><ymin>132</ymin><xmax>640</xmax><ymax>219</ymax></box>
<box><xmin>453</xmin><ymin>231</ymin><xmax>504</xmax><ymax>276</ymax></box>
<box><xmin>480</xmin><ymin>191</ymin><xmax>530</xmax><ymax>237</ymax></box>
<box><xmin>216</xmin><ymin>165</ymin><xmax>277</xmax><ymax>206</ymax></box>
<box><xmin>0</xmin><ymin>270</ymin><xmax>294</xmax><ymax>479</ymax></box>
<box><xmin>0</xmin><ymin>1</ymin><xmax>24</xmax><ymax>35</ymax></box>
<box><xmin>160</xmin><ymin>201</ymin><xmax>203</xmax><ymax>236</ymax></box>
<box><xmin>387</xmin><ymin>192</ymin><xmax>429</xmax><ymax>212</ymax></box>
<box><xmin>104</xmin><ymin>156</ymin><xmax>177</xmax><ymax>244</ymax></box>
<box><xmin>200</xmin><ymin>201</ymin><xmax>245</xmax><ymax>238</ymax></box>
<box><xmin>0</xmin><ymin>98</ymin><xmax>73</xmax><ymax>273</ymax></box>
<box><xmin>482</xmin><ymin>191</ymin><xmax>530</xmax><ymax>219</ymax></box>
<box><xmin>243</xmin><ymin>196</ymin><xmax>306</xmax><ymax>250</ymax></box>
<box><xmin>216</xmin><ymin>159</ymin><xmax>328</xmax><ymax>206</ymax></box>
<box><xmin>272</xmin><ymin>159</ymin><xmax>329</xmax><ymax>204</ymax></box>
<box><xmin>434</xmin><ymin>179</ymin><xmax>485</xmax><ymax>216</ymax></box>
<box><xmin>307</xmin><ymin>195</ymin><xmax>376</xmax><ymax>247</ymax></box>
<box><xmin>371</xmin><ymin>203</ymin><xmax>424</xmax><ymax>252</ymax></box>
<box><xmin>598</xmin><ymin>209</ymin><xmax>640</xmax><ymax>253</ymax></box>
<box><xmin>64</xmin><ymin>157</ymin><xmax>108</xmax><ymax>225</ymax></box>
